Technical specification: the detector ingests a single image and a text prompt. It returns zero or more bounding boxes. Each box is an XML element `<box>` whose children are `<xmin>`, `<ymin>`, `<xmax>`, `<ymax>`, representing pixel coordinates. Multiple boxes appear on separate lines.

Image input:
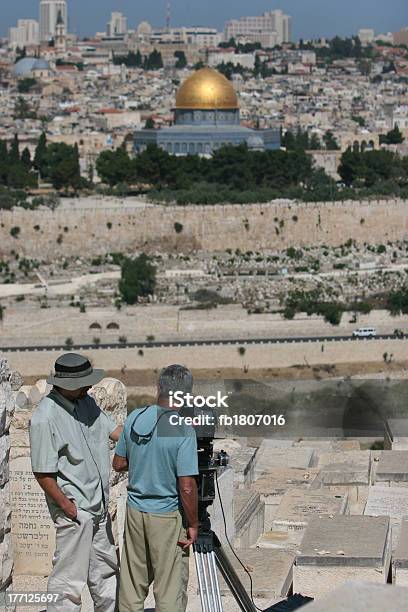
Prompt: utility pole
<box><xmin>166</xmin><ymin>2</ymin><xmax>171</xmax><ymax>32</ymax></box>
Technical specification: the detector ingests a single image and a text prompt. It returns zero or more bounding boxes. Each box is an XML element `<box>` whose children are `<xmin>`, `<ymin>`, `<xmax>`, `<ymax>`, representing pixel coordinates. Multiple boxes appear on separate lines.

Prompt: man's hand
<box><xmin>60</xmin><ymin>497</ymin><xmax>78</xmax><ymax>520</ymax></box>
<box><xmin>178</xmin><ymin>526</ymin><xmax>198</xmax><ymax>550</ymax></box>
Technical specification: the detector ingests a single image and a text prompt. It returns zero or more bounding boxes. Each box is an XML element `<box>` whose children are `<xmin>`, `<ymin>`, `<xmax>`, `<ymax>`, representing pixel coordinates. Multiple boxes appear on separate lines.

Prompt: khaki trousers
<box><xmin>47</xmin><ymin>509</ymin><xmax>119</xmax><ymax>612</ymax></box>
<box><xmin>119</xmin><ymin>506</ymin><xmax>189</xmax><ymax>612</ymax></box>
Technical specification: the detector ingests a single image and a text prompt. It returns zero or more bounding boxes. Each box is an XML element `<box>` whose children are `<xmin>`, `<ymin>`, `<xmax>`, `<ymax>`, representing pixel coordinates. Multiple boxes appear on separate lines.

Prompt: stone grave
<box><xmin>226</xmin><ymin>446</ymin><xmax>258</xmax><ymax>487</ymax></box>
<box><xmin>364</xmin><ymin>485</ymin><xmax>408</xmax><ymax>549</ymax></box>
<box><xmin>300</xmin><ymin>581</ymin><xmax>408</xmax><ymax>611</ymax></box>
<box><xmin>393</xmin><ymin>516</ymin><xmax>408</xmax><ymax>586</ymax></box>
<box><xmin>10</xmin><ymin>456</ymin><xmax>55</xmax><ymax>575</ymax></box>
<box><xmin>251</xmin><ymin>468</ymin><xmax>319</xmax><ymax>530</ymax></box>
<box><xmin>254</xmin><ymin>442</ymin><xmax>316</xmax><ymax>479</ymax></box>
<box><xmin>218</xmin><ymin>548</ymin><xmax>294</xmax><ymax>601</ymax></box>
<box><xmin>234</xmin><ymin>489</ymin><xmax>264</xmax><ymax>548</ymax></box>
<box><xmin>384</xmin><ymin>418</ymin><xmax>408</xmax><ymax>450</ymax></box>
<box><xmin>373</xmin><ymin>451</ymin><xmax>408</xmax><ymax>486</ymax></box>
<box><xmin>294</xmin><ymin>515</ymin><xmax>391</xmax><ymax>598</ymax></box>
<box><xmin>317</xmin><ymin>450</ymin><xmax>371</xmax><ymax>485</ymax></box>
<box><xmin>315</xmin><ymin>450</ymin><xmax>371</xmax><ymax>505</ymax></box>
<box><xmin>272</xmin><ymin>488</ymin><xmax>348</xmax><ymax>536</ymax></box>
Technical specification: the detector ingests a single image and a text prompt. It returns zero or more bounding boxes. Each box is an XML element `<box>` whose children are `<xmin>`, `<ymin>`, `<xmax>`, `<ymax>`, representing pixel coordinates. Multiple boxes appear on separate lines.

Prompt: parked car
<box><xmin>352</xmin><ymin>327</ymin><xmax>377</xmax><ymax>338</ymax></box>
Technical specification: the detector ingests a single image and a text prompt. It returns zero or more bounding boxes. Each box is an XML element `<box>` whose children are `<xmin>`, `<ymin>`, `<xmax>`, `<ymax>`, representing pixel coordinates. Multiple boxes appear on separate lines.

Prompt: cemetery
<box><xmin>2</xmin><ymin>356</ymin><xmax>408</xmax><ymax>611</ymax></box>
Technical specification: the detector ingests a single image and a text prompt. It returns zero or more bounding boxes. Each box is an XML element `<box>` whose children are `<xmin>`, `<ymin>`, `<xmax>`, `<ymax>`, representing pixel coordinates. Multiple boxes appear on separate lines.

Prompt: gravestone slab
<box><xmin>374</xmin><ymin>451</ymin><xmax>408</xmax><ymax>484</ymax></box>
<box><xmin>256</xmin><ymin>529</ymin><xmax>303</xmax><ymax>552</ymax></box>
<box><xmin>384</xmin><ymin>419</ymin><xmax>408</xmax><ymax>450</ymax></box>
<box><xmin>365</xmin><ymin>485</ymin><xmax>408</xmax><ymax>520</ymax></box>
<box><xmin>10</xmin><ymin>456</ymin><xmax>55</xmax><ymax>575</ymax></box>
<box><xmin>219</xmin><ymin>548</ymin><xmax>294</xmax><ymax>599</ymax></box>
<box><xmin>251</xmin><ymin>468</ymin><xmax>319</xmax><ymax>529</ymax></box>
<box><xmin>228</xmin><ymin>447</ymin><xmax>257</xmax><ymax>486</ymax></box>
<box><xmin>364</xmin><ymin>484</ymin><xmax>408</xmax><ymax>548</ymax></box>
<box><xmin>272</xmin><ymin>488</ymin><xmax>348</xmax><ymax>534</ymax></box>
<box><xmin>294</xmin><ymin>515</ymin><xmax>391</xmax><ymax>597</ymax></box>
<box><xmin>234</xmin><ymin>489</ymin><xmax>264</xmax><ymax>548</ymax></box>
<box><xmin>393</xmin><ymin>516</ymin><xmax>408</xmax><ymax>586</ymax></box>
<box><xmin>299</xmin><ymin>581</ymin><xmax>408</xmax><ymax>612</ymax></box>
<box><xmin>318</xmin><ymin>451</ymin><xmax>371</xmax><ymax>485</ymax></box>
<box><xmin>254</xmin><ymin>444</ymin><xmax>316</xmax><ymax>479</ymax></box>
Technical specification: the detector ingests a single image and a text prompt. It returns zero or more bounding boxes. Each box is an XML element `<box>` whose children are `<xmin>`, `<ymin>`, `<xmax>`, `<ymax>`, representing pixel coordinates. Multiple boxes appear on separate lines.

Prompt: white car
<box><xmin>352</xmin><ymin>327</ymin><xmax>377</xmax><ymax>338</ymax></box>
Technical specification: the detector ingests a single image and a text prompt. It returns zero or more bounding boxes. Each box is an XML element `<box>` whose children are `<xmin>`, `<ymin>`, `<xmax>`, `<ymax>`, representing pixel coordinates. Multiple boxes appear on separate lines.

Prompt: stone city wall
<box><xmin>5</xmin><ymin>337</ymin><xmax>408</xmax><ymax>379</ymax></box>
<box><xmin>0</xmin><ymin>198</ymin><xmax>407</xmax><ymax>258</ymax></box>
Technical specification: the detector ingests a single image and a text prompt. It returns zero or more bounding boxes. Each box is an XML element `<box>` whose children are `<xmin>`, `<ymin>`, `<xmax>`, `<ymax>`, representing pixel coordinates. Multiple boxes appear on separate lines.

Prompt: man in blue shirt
<box><xmin>113</xmin><ymin>364</ymin><xmax>199</xmax><ymax>612</ymax></box>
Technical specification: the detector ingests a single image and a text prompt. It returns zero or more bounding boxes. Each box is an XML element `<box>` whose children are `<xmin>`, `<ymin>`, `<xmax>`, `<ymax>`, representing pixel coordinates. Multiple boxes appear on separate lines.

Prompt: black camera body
<box><xmin>180</xmin><ymin>404</ymin><xmax>229</xmax><ymax>527</ymax></box>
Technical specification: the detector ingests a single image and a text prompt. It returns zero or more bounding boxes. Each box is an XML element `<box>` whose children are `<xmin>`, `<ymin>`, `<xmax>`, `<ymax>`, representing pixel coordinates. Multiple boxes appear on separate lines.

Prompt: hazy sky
<box><xmin>1</xmin><ymin>0</ymin><xmax>407</xmax><ymax>39</ymax></box>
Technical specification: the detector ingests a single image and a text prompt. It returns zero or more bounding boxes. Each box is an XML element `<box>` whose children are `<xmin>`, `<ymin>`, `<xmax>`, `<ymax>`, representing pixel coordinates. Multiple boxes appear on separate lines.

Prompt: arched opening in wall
<box><xmin>353</xmin><ymin>141</ymin><xmax>360</xmax><ymax>153</ymax></box>
<box><xmin>107</xmin><ymin>322</ymin><xmax>120</xmax><ymax>330</ymax></box>
<box><xmin>361</xmin><ymin>140</ymin><xmax>367</xmax><ymax>152</ymax></box>
<box><xmin>89</xmin><ymin>322</ymin><xmax>102</xmax><ymax>330</ymax></box>
<box><xmin>369</xmin><ymin>140</ymin><xmax>375</xmax><ymax>150</ymax></box>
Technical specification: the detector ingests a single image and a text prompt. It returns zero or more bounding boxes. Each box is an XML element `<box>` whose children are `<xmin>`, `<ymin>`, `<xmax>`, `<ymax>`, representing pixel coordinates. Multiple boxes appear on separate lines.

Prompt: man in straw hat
<box><xmin>29</xmin><ymin>353</ymin><xmax>123</xmax><ymax>611</ymax></box>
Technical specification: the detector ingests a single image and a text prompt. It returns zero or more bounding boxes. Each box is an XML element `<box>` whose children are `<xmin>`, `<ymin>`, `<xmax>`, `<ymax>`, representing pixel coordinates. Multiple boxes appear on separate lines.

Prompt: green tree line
<box><xmin>0</xmin><ymin>133</ymin><xmax>83</xmax><ymax>192</ymax></box>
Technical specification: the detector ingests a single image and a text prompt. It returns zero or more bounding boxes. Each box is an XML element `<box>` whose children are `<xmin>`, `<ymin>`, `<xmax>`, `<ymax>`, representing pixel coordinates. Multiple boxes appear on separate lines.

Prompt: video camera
<box><xmin>180</xmin><ymin>404</ymin><xmax>229</xmax><ymax>527</ymax></box>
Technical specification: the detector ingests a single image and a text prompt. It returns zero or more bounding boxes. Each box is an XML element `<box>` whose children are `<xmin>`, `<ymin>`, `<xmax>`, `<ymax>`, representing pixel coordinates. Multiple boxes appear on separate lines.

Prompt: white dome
<box><xmin>137</xmin><ymin>21</ymin><xmax>152</xmax><ymax>35</ymax></box>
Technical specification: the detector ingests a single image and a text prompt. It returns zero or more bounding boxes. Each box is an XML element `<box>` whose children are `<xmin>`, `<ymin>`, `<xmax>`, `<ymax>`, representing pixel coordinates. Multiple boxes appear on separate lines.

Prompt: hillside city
<box><xmin>1</xmin><ymin>2</ymin><xmax>408</xmax><ymax>612</ymax></box>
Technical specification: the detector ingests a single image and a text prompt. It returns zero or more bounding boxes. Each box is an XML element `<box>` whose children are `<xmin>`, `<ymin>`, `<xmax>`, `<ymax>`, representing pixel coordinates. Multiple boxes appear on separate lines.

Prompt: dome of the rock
<box><xmin>175</xmin><ymin>67</ymin><xmax>239</xmax><ymax>110</ymax></box>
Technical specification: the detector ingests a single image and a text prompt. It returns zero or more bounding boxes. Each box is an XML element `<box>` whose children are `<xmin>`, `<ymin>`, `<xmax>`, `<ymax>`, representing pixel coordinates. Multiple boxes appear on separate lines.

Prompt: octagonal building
<box><xmin>134</xmin><ymin>67</ymin><xmax>280</xmax><ymax>155</ymax></box>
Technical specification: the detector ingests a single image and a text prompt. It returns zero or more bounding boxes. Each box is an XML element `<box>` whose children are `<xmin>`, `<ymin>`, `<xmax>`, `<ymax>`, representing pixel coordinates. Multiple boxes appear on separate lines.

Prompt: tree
<box><xmin>323</xmin><ymin>130</ymin><xmax>340</xmax><ymax>150</ymax></box>
<box><xmin>21</xmin><ymin>147</ymin><xmax>31</xmax><ymax>169</ymax></box>
<box><xmin>175</xmin><ymin>51</ymin><xmax>187</xmax><ymax>69</ymax></box>
<box><xmin>17</xmin><ymin>78</ymin><xmax>37</xmax><ymax>93</ymax></box>
<box><xmin>9</xmin><ymin>135</ymin><xmax>20</xmax><ymax>164</ymax></box>
<box><xmin>96</xmin><ymin>147</ymin><xmax>133</xmax><ymax>186</ymax></box>
<box><xmin>144</xmin><ymin>49</ymin><xmax>163</xmax><ymax>70</ymax></box>
<box><xmin>144</xmin><ymin>117</ymin><xmax>155</xmax><ymax>129</ymax></box>
<box><xmin>309</xmin><ymin>133</ymin><xmax>322</xmax><ymax>150</ymax></box>
<box><xmin>119</xmin><ymin>253</ymin><xmax>156</xmax><ymax>305</ymax></box>
<box><xmin>34</xmin><ymin>132</ymin><xmax>47</xmax><ymax>176</ymax></box>
<box><xmin>43</xmin><ymin>143</ymin><xmax>82</xmax><ymax>190</ymax></box>
<box><xmin>380</xmin><ymin>125</ymin><xmax>404</xmax><ymax>145</ymax></box>
<box><xmin>386</xmin><ymin>287</ymin><xmax>408</xmax><ymax>316</ymax></box>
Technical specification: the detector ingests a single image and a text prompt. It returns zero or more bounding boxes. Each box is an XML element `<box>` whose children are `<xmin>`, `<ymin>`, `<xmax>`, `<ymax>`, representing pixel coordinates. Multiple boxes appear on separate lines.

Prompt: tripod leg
<box><xmin>194</xmin><ymin>551</ymin><xmax>211</xmax><ymax>612</ymax></box>
<box><xmin>209</xmin><ymin>551</ymin><xmax>223</xmax><ymax>612</ymax></box>
<box><xmin>214</xmin><ymin>545</ymin><xmax>257</xmax><ymax>612</ymax></box>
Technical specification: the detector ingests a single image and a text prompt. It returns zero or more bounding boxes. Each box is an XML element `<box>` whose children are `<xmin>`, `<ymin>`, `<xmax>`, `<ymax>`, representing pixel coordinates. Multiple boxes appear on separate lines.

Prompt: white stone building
<box><xmin>39</xmin><ymin>0</ymin><xmax>67</xmax><ymax>42</ymax></box>
<box><xmin>224</xmin><ymin>10</ymin><xmax>292</xmax><ymax>46</ymax></box>
<box><xmin>9</xmin><ymin>20</ymin><xmax>39</xmax><ymax>48</ymax></box>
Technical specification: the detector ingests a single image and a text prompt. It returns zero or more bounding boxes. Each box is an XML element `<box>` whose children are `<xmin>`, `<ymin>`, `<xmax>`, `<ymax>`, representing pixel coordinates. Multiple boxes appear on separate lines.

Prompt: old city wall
<box><xmin>5</xmin><ymin>338</ymin><xmax>408</xmax><ymax>379</ymax></box>
<box><xmin>0</xmin><ymin>198</ymin><xmax>407</xmax><ymax>258</ymax></box>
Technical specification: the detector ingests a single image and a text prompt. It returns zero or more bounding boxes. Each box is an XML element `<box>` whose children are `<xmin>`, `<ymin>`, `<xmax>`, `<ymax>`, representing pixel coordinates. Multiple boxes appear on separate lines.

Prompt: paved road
<box><xmin>0</xmin><ymin>334</ymin><xmax>404</xmax><ymax>353</ymax></box>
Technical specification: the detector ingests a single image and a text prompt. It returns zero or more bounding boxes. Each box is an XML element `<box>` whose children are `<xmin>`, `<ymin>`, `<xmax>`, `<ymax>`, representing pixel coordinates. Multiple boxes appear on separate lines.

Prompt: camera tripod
<box><xmin>193</xmin><ymin>508</ymin><xmax>257</xmax><ymax>612</ymax></box>
<box><xmin>192</xmin><ymin>440</ymin><xmax>257</xmax><ymax>612</ymax></box>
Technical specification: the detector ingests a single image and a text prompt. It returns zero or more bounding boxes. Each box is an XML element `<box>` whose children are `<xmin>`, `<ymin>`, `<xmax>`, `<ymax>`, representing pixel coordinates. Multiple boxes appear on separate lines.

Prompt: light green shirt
<box><xmin>29</xmin><ymin>389</ymin><xmax>117</xmax><ymax>520</ymax></box>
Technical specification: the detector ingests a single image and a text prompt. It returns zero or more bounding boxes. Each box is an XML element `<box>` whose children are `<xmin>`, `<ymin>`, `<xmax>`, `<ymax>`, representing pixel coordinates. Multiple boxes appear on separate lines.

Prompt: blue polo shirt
<box><xmin>115</xmin><ymin>405</ymin><xmax>198</xmax><ymax>513</ymax></box>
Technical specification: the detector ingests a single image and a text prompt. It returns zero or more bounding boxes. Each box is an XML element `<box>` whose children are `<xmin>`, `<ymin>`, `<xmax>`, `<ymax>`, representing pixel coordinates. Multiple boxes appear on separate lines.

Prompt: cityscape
<box><xmin>1</xmin><ymin>1</ymin><xmax>408</xmax><ymax>611</ymax></box>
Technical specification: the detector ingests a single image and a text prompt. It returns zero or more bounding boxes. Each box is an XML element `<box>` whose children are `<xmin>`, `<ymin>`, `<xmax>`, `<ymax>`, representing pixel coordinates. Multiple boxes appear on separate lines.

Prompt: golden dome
<box><xmin>175</xmin><ymin>67</ymin><xmax>239</xmax><ymax>110</ymax></box>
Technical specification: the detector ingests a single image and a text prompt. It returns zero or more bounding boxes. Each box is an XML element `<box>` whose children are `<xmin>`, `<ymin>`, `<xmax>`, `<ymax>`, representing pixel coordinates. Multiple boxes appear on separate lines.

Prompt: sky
<box><xmin>1</xmin><ymin>0</ymin><xmax>407</xmax><ymax>40</ymax></box>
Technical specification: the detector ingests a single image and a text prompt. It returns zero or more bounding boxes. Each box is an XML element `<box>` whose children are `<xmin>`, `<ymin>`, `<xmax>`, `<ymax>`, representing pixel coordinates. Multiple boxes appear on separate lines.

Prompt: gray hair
<box><xmin>158</xmin><ymin>364</ymin><xmax>193</xmax><ymax>398</ymax></box>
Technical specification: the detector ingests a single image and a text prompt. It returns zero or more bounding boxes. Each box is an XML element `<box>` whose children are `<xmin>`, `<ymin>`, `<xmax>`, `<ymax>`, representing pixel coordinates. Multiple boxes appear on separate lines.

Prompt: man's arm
<box><xmin>112</xmin><ymin>454</ymin><xmax>128</xmax><ymax>472</ymax></box>
<box><xmin>110</xmin><ymin>425</ymin><xmax>123</xmax><ymax>442</ymax></box>
<box><xmin>178</xmin><ymin>475</ymin><xmax>199</xmax><ymax>549</ymax></box>
<box><xmin>34</xmin><ymin>473</ymin><xmax>78</xmax><ymax>520</ymax></box>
